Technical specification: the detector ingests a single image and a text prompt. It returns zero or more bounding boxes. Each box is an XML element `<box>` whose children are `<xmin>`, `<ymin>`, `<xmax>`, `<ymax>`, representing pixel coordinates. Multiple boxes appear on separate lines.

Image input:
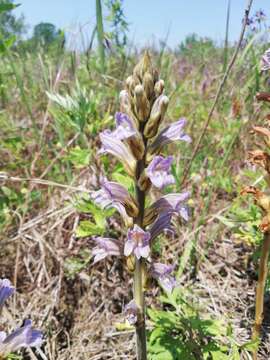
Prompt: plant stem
<box><xmin>95</xmin><ymin>0</ymin><xmax>105</xmax><ymax>72</ymax></box>
<box><xmin>134</xmin><ymin>143</ymin><xmax>147</xmax><ymax>359</ymax></box>
<box><xmin>252</xmin><ymin>231</ymin><xmax>270</xmax><ymax>360</ymax></box>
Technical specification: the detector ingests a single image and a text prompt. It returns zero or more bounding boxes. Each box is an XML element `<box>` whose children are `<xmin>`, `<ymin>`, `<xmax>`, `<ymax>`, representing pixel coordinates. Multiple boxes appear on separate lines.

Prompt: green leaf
<box><xmin>76</xmin><ymin>220</ymin><xmax>104</xmax><ymax>237</ymax></box>
<box><xmin>0</xmin><ymin>3</ymin><xmax>20</xmax><ymax>12</ymax></box>
<box><xmin>66</xmin><ymin>146</ymin><xmax>91</xmax><ymax>168</ymax></box>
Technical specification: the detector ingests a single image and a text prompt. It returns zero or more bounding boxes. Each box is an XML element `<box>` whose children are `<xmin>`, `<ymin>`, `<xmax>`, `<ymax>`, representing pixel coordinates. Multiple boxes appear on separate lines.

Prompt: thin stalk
<box><xmin>134</xmin><ymin>128</ymin><xmax>147</xmax><ymax>360</ymax></box>
<box><xmin>252</xmin><ymin>231</ymin><xmax>270</xmax><ymax>359</ymax></box>
<box><xmin>96</xmin><ymin>0</ymin><xmax>105</xmax><ymax>72</ymax></box>
<box><xmin>223</xmin><ymin>0</ymin><xmax>231</xmax><ymax>73</ymax></box>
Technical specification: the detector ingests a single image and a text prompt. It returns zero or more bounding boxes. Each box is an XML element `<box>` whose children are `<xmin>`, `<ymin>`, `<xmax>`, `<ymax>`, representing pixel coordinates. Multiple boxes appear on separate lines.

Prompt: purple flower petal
<box><xmin>91</xmin><ymin>181</ymin><xmax>137</xmax><ymax>223</ymax></box>
<box><xmin>124</xmin><ymin>225</ymin><xmax>151</xmax><ymax>260</ymax></box>
<box><xmin>99</xmin><ymin>131</ymin><xmax>136</xmax><ymax>176</ymax></box>
<box><xmin>146</xmin><ymin>155</ymin><xmax>175</xmax><ymax>189</ymax></box>
<box><xmin>0</xmin><ymin>279</ymin><xmax>14</xmax><ymax>307</ymax></box>
<box><xmin>149</xmin><ymin>118</ymin><xmax>191</xmax><ymax>155</ymax></box>
<box><xmin>151</xmin><ymin>192</ymin><xmax>190</xmax><ymax>221</ymax></box>
<box><xmin>0</xmin><ymin>320</ymin><xmax>42</xmax><ymax>355</ymax></box>
<box><xmin>124</xmin><ymin>300</ymin><xmax>138</xmax><ymax>325</ymax></box>
<box><xmin>92</xmin><ymin>237</ymin><xmax>122</xmax><ymax>263</ymax></box>
<box><xmin>151</xmin><ymin>263</ymin><xmax>176</xmax><ymax>293</ymax></box>
<box><xmin>149</xmin><ymin>212</ymin><xmax>174</xmax><ymax>241</ymax></box>
<box><xmin>114</xmin><ymin>112</ymin><xmax>137</xmax><ymax>140</ymax></box>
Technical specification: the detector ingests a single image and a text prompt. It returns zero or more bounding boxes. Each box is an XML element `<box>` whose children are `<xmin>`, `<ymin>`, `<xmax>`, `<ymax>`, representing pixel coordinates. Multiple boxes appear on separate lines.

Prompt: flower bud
<box><xmin>126</xmin><ymin>255</ymin><xmax>136</xmax><ymax>272</ymax></box>
<box><xmin>133</xmin><ymin>51</ymin><xmax>153</xmax><ymax>81</ymax></box>
<box><xmin>134</xmin><ymin>85</ymin><xmax>150</xmax><ymax>122</ymax></box>
<box><xmin>154</xmin><ymin>79</ymin><xmax>164</xmax><ymax>97</ymax></box>
<box><xmin>143</xmin><ymin>72</ymin><xmax>154</xmax><ymax>100</ymax></box>
<box><xmin>127</xmin><ymin>136</ymin><xmax>145</xmax><ymax>160</ymax></box>
<box><xmin>144</xmin><ymin>95</ymin><xmax>169</xmax><ymax>138</ymax></box>
<box><xmin>138</xmin><ymin>171</ymin><xmax>151</xmax><ymax>192</ymax></box>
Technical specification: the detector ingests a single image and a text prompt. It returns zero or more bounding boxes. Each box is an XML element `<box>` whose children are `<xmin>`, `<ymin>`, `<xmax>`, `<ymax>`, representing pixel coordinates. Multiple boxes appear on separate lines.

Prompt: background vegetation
<box><xmin>0</xmin><ymin>0</ymin><xmax>270</xmax><ymax>359</ymax></box>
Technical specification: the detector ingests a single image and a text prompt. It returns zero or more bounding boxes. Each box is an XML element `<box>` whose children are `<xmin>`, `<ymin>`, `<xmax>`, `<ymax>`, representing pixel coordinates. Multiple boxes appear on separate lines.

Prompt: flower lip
<box><xmin>148</xmin><ymin>118</ymin><xmax>191</xmax><ymax>155</ymax></box>
<box><xmin>151</xmin><ymin>262</ymin><xmax>176</xmax><ymax>293</ymax></box>
<box><xmin>92</xmin><ymin>237</ymin><xmax>122</xmax><ymax>263</ymax></box>
<box><xmin>114</xmin><ymin>112</ymin><xmax>137</xmax><ymax>140</ymax></box>
<box><xmin>124</xmin><ymin>225</ymin><xmax>151</xmax><ymax>259</ymax></box>
<box><xmin>124</xmin><ymin>300</ymin><xmax>138</xmax><ymax>325</ymax></box>
<box><xmin>0</xmin><ymin>279</ymin><xmax>15</xmax><ymax>307</ymax></box>
<box><xmin>0</xmin><ymin>319</ymin><xmax>42</xmax><ymax>355</ymax></box>
<box><xmin>146</xmin><ymin>155</ymin><xmax>175</xmax><ymax>189</ymax></box>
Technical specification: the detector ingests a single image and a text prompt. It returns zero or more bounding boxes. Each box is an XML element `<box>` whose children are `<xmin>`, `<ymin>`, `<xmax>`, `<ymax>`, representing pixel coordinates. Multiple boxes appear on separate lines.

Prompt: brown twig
<box><xmin>252</xmin><ymin>232</ymin><xmax>270</xmax><ymax>359</ymax></box>
<box><xmin>181</xmin><ymin>0</ymin><xmax>254</xmax><ymax>186</ymax></box>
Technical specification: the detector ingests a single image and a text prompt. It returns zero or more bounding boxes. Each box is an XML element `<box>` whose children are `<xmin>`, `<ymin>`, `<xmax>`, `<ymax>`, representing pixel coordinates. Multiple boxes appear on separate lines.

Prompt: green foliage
<box><xmin>105</xmin><ymin>0</ymin><xmax>129</xmax><ymax>49</ymax></box>
<box><xmin>75</xmin><ymin>197</ymin><xmax>114</xmax><ymax>238</ymax></box>
<box><xmin>64</xmin><ymin>249</ymin><xmax>92</xmax><ymax>279</ymax></box>
<box><xmin>0</xmin><ymin>0</ymin><xmax>25</xmax><ymax>40</ymax></box>
<box><xmin>31</xmin><ymin>22</ymin><xmax>65</xmax><ymax>51</ymax></box>
<box><xmin>148</xmin><ymin>289</ymin><xmax>253</xmax><ymax>360</ymax></box>
<box><xmin>179</xmin><ymin>33</ymin><xmax>216</xmax><ymax>62</ymax></box>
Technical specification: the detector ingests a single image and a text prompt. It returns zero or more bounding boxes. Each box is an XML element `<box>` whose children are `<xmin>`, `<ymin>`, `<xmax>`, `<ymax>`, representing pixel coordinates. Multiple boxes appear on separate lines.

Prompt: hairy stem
<box><xmin>134</xmin><ymin>134</ymin><xmax>147</xmax><ymax>359</ymax></box>
<box><xmin>252</xmin><ymin>231</ymin><xmax>270</xmax><ymax>360</ymax></box>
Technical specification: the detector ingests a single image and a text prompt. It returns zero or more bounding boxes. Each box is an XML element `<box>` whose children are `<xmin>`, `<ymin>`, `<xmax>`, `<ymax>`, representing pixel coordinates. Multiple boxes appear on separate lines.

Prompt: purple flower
<box><xmin>148</xmin><ymin>118</ymin><xmax>191</xmax><ymax>155</ymax></box>
<box><xmin>124</xmin><ymin>300</ymin><xmax>138</xmax><ymax>325</ymax></box>
<box><xmin>0</xmin><ymin>279</ymin><xmax>14</xmax><ymax>307</ymax></box>
<box><xmin>149</xmin><ymin>212</ymin><xmax>174</xmax><ymax>241</ymax></box>
<box><xmin>0</xmin><ymin>320</ymin><xmax>42</xmax><ymax>356</ymax></box>
<box><xmin>150</xmin><ymin>192</ymin><xmax>190</xmax><ymax>222</ymax></box>
<box><xmin>246</xmin><ymin>17</ymin><xmax>254</xmax><ymax>26</ymax></box>
<box><xmin>151</xmin><ymin>263</ymin><xmax>176</xmax><ymax>293</ymax></box>
<box><xmin>146</xmin><ymin>155</ymin><xmax>175</xmax><ymax>189</ymax></box>
<box><xmin>124</xmin><ymin>225</ymin><xmax>151</xmax><ymax>259</ymax></box>
<box><xmin>92</xmin><ymin>237</ymin><xmax>122</xmax><ymax>263</ymax></box>
<box><xmin>261</xmin><ymin>48</ymin><xmax>270</xmax><ymax>71</ymax></box>
<box><xmin>99</xmin><ymin>131</ymin><xmax>136</xmax><ymax>176</ymax></box>
<box><xmin>114</xmin><ymin>112</ymin><xmax>137</xmax><ymax>140</ymax></box>
<box><xmin>255</xmin><ymin>9</ymin><xmax>266</xmax><ymax>22</ymax></box>
<box><xmin>91</xmin><ymin>180</ymin><xmax>138</xmax><ymax>223</ymax></box>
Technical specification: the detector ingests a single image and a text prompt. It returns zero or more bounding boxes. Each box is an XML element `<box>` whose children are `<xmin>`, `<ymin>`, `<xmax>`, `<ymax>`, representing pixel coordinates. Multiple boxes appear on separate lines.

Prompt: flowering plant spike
<box><xmin>91</xmin><ymin>52</ymin><xmax>190</xmax><ymax>359</ymax></box>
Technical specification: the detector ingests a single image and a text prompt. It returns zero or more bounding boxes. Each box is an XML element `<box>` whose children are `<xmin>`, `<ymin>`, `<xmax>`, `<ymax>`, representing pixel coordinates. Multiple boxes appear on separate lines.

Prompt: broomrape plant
<box><xmin>242</xmin><ymin>47</ymin><xmax>270</xmax><ymax>360</ymax></box>
<box><xmin>0</xmin><ymin>279</ymin><xmax>42</xmax><ymax>359</ymax></box>
<box><xmin>90</xmin><ymin>52</ymin><xmax>191</xmax><ymax>359</ymax></box>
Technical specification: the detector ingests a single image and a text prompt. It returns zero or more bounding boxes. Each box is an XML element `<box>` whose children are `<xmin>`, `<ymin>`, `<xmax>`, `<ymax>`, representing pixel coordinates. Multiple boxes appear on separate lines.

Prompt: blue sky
<box><xmin>14</xmin><ymin>0</ymin><xmax>270</xmax><ymax>49</ymax></box>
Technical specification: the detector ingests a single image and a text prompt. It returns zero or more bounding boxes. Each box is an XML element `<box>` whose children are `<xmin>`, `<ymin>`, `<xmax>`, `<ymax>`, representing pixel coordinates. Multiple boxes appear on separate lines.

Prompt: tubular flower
<box><xmin>99</xmin><ymin>131</ymin><xmax>136</xmax><ymax>177</ymax></box>
<box><xmin>91</xmin><ymin>180</ymin><xmax>138</xmax><ymax>221</ymax></box>
<box><xmin>151</xmin><ymin>263</ymin><xmax>176</xmax><ymax>293</ymax></box>
<box><xmin>148</xmin><ymin>118</ymin><xmax>191</xmax><ymax>156</ymax></box>
<box><xmin>0</xmin><ymin>320</ymin><xmax>42</xmax><ymax>356</ymax></box>
<box><xmin>146</xmin><ymin>155</ymin><xmax>175</xmax><ymax>189</ymax></box>
<box><xmin>114</xmin><ymin>112</ymin><xmax>145</xmax><ymax>159</ymax></box>
<box><xmin>0</xmin><ymin>279</ymin><xmax>14</xmax><ymax>307</ymax></box>
<box><xmin>92</xmin><ymin>237</ymin><xmax>122</xmax><ymax>263</ymax></box>
<box><xmin>144</xmin><ymin>192</ymin><xmax>190</xmax><ymax>226</ymax></box>
<box><xmin>149</xmin><ymin>212</ymin><xmax>174</xmax><ymax>242</ymax></box>
<box><xmin>124</xmin><ymin>225</ymin><xmax>151</xmax><ymax>259</ymax></box>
